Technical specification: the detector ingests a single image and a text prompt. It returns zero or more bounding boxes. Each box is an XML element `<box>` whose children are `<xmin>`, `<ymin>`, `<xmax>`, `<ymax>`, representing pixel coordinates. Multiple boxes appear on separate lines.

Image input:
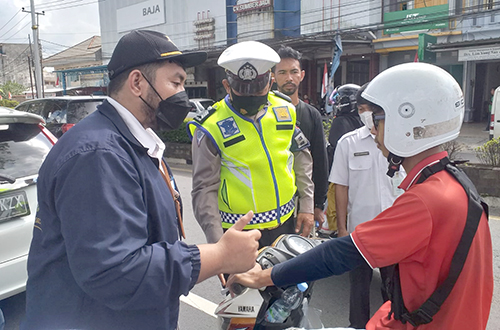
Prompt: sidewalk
<box><xmin>454</xmin><ymin>122</ymin><xmax>500</xmax><ymax>213</ymax></box>
<box><xmin>454</xmin><ymin>122</ymin><xmax>490</xmax><ymax>163</ymax></box>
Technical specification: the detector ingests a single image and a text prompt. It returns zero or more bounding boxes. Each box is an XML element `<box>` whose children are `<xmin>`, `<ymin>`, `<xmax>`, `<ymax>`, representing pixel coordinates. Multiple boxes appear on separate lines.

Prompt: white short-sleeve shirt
<box><xmin>329</xmin><ymin>126</ymin><xmax>405</xmax><ymax>232</ymax></box>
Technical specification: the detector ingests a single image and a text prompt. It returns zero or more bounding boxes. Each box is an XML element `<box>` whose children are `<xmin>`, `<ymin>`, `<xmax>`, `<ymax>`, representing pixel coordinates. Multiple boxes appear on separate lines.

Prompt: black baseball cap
<box><xmin>107</xmin><ymin>30</ymin><xmax>207</xmax><ymax>80</ymax></box>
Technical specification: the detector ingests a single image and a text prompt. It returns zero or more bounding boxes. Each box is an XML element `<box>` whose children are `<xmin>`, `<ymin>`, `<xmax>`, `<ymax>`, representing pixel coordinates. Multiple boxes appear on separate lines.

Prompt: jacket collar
<box><xmin>97</xmin><ymin>99</ymin><xmax>144</xmax><ymax>150</ymax></box>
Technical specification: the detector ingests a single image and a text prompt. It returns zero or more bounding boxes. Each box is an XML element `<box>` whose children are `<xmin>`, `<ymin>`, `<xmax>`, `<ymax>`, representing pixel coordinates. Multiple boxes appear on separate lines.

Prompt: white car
<box><xmin>0</xmin><ymin>107</ymin><xmax>56</xmax><ymax>301</ymax></box>
<box><xmin>187</xmin><ymin>98</ymin><xmax>215</xmax><ymax>119</ymax></box>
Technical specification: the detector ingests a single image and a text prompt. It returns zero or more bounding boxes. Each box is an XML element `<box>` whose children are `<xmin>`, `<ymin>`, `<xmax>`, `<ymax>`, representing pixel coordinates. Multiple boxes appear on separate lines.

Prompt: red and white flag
<box><xmin>414</xmin><ymin>51</ymin><xmax>419</xmax><ymax>63</ymax></box>
<box><xmin>321</xmin><ymin>62</ymin><xmax>328</xmax><ymax>99</ymax></box>
<box><xmin>8</xmin><ymin>92</ymin><xmax>12</xmax><ymax>99</ymax></box>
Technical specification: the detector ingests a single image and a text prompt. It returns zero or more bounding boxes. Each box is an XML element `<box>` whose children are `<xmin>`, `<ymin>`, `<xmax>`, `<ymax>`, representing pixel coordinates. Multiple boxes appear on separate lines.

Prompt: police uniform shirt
<box><xmin>191</xmin><ymin>108</ymin><xmax>314</xmax><ymax>244</ymax></box>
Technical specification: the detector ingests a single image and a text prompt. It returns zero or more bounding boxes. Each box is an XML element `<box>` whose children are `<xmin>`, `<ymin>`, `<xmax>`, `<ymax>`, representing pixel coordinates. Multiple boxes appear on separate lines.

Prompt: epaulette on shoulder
<box><xmin>271</xmin><ymin>90</ymin><xmax>292</xmax><ymax>103</ymax></box>
<box><xmin>193</xmin><ymin>105</ymin><xmax>217</xmax><ymax>124</ymax></box>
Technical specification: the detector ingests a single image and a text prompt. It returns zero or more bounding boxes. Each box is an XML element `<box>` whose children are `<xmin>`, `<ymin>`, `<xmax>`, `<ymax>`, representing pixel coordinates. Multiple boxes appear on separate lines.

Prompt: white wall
<box><xmin>99</xmin><ymin>0</ymin><xmax>227</xmax><ymax>63</ymax></box>
<box><xmin>301</xmin><ymin>0</ymin><xmax>381</xmax><ymax>35</ymax></box>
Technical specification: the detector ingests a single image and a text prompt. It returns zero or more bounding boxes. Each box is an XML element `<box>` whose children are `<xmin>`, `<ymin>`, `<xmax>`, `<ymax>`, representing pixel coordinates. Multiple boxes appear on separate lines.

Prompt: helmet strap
<box><xmin>387</xmin><ymin>152</ymin><xmax>405</xmax><ymax>178</ymax></box>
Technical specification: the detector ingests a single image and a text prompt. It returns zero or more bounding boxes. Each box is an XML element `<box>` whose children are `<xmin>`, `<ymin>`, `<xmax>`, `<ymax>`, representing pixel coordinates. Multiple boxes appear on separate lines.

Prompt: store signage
<box><xmin>117</xmin><ymin>0</ymin><xmax>165</xmax><ymax>33</ymax></box>
<box><xmin>458</xmin><ymin>46</ymin><xmax>500</xmax><ymax>61</ymax></box>
<box><xmin>233</xmin><ymin>0</ymin><xmax>272</xmax><ymax>14</ymax></box>
<box><xmin>383</xmin><ymin>4</ymin><xmax>448</xmax><ymax>34</ymax></box>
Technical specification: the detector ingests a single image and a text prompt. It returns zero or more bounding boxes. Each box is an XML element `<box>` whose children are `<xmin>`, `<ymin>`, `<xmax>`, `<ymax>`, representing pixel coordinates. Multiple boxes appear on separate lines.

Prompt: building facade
<box><xmin>96</xmin><ymin>0</ymin><xmax>500</xmax><ymax>122</ymax></box>
<box><xmin>0</xmin><ymin>43</ymin><xmax>33</xmax><ymax>88</ymax></box>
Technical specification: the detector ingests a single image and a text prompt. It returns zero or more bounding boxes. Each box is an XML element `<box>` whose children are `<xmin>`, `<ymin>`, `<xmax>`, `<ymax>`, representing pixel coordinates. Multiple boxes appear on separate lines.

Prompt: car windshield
<box><xmin>0</xmin><ymin>123</ymin><xmax>52</xmax><ymax>179</ymax></box>
<box><xmin>67</xmin><ymin>101</ymin><xmax>101</xmax><ymax>123</ymax></box>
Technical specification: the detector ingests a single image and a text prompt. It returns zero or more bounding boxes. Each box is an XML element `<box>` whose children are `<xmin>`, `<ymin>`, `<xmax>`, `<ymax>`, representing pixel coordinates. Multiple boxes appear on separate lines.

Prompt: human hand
<box><xmin>313</xmin><ymin>207</ymin><xmax>325</xmax><ymax>229</ymax></box>
<box><xmin>217</xmin><ymin>211</ymin><xmax>261</xmax><ymax>275</ymax></box>
<box><xmin>296</xmin><ymin>212</ymin><xmax>314</xmax><ymax>237</ymax></box>
<box><xmin>227</xmin><ymin>263</ymin><xmax>273</xmax><ymax>292</ymax></box>
<box><xmin>337</xmin><ymin>228</ymin><xmax>349</xmax><ymax>238</ymax></box>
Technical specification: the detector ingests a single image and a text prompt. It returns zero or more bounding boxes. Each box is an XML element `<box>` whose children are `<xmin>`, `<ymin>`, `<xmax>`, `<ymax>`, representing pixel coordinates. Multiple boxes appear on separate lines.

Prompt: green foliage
<box><xmin>475</xmin><ymin>137</ymin><xmax>500</xmax><ymax>167</ymax></box>
<box><xmin>323</xmin><ymin>118</ymin><xmax>331</xmax><ymax>139</ymax></box>
<box><xmin>158</xmin><ymin>119</ymin><xmax>192</xmax><ymax>144</ymax></box>
<box><xmin>0</xmin><ymin>81</ymin><xmax>26</xmax><ymax>98</ymax></box>
<box><xmin>0</xmin><ymin>99</ymin><xmax>19</xmax><ymax>108</ymax></box>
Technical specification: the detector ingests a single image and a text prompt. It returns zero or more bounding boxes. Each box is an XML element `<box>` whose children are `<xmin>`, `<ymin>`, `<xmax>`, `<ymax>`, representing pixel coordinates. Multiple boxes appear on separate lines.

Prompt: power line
<box><xmin>38</xmin><ymin>0</ymin><xmax>102</xmax><ymax>12</ymax></box>
<box><xmin>0</xmin><ymin>9</ymin><xmax>22</xmax><ymax>35</ymax></box>
<box><xmin>0</xmin><ymin>21</ymin><xmax>32</xmax><ymax>44</ymax></box>
<box><xmin>0</xmin><ymin>14</ymin><xmax>30</xmax><ymax>41</ymax></box>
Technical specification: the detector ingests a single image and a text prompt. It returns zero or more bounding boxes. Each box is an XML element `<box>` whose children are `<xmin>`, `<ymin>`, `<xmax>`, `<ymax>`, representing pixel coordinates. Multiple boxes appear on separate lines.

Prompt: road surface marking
<box><xmin>491</xmin><ymin>215</ymin><xmax>500</xmax><ymax>221</ymax></box>
<box><xmin>180</xmin><ymin>292</ymin><xmax>218</xmax><ymax>318</ymax></box>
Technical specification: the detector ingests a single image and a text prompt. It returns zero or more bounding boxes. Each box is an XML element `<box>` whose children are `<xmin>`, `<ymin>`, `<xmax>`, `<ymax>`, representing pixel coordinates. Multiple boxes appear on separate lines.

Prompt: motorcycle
<box><xmin>216</xmin><ymin>234</ymin><xmax>328</xmax><ymax>330</ymax></box>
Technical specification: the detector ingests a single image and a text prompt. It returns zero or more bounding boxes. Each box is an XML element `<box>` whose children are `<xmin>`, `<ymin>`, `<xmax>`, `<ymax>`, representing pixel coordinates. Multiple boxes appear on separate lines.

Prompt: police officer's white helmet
<box><xmin>218</xmin><ymin>41</ymin><xmax>280</xmax><ymax>95</ymax></box>
<box><xmin>362</xmin><ymin>62</ymin><xmax>464</xmax><ymax>158</ymax></box>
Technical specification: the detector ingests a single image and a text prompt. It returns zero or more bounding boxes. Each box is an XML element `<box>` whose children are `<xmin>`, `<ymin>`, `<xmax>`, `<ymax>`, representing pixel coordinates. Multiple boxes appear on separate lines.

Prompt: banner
<box><xmin>325</xmin><ymin>34</ymin><xmax>342</xmax><ymax>114</ymax></box>
<box><xmin>321</xmin><ymin>62</ymin><xmax>328</xmax><ymax>99</ymax></box>
<box><xmin>330</xmin><ymin>34</ymin><xmax>343</xmax><ymax>80</ymax></box>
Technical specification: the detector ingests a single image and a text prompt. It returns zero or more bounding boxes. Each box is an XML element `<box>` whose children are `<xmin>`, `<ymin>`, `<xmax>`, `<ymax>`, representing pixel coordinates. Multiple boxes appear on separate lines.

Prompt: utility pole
<box><xmin>28</xmin><ymin>34</ymin><xmax>35</xmax><ymax>99</ymax></box>
<box><xmin>23</xmin><ymin>2</ymin><xmax>44</xmax><ymax>99</ymax></box>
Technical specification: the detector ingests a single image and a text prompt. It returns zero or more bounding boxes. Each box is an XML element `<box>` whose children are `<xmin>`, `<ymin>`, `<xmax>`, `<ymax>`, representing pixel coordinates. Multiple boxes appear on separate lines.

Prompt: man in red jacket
<box><xmin>229</xmin><ymin>62</ymin><xmax>493</xmax><ymax>330</ymax></box>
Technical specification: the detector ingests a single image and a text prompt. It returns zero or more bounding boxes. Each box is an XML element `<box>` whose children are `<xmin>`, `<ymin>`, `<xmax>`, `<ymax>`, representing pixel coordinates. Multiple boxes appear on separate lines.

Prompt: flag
<box><xmin>324</xmin><ymin>34</ymin><xmax>343</xmax><ymax>114</ymax></box>
<box><xmin>8</xmin><ymin>92</ymin><xmax>12</xmax><ymax>99</ymax></box>
<box><xmin>414</xmin><ymin>50</ymin><xmax>419</xmax><ymax>62</ymax></box>
<box><xmin>330</xmin><ymin>34</ymin><xmax>343</xmax><ymax>81</ymax></box>
<box><xmin>0</xmin><ymin>95</ymin><xmax>2</xmax><ymax>100</ymax></box>
<box><xmin>56</xmin><ymin>75</ymin><xmax>60</xmax><ymax>86</ymax></box>
<box><xmin>321</xmin><ymin>62</ymin><xmax>328</xmax><ymax>99</ymax></box>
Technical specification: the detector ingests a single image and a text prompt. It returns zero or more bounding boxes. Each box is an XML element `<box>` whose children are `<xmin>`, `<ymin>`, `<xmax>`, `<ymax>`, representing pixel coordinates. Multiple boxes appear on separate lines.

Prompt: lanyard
<box><xmin>159</xmin><ymin>160</ymin><xmax>186</xmax><ymax>239</ymax></box>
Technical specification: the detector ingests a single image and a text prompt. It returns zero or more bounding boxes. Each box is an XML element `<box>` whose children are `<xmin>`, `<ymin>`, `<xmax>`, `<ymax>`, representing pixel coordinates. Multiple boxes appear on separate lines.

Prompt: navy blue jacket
<box><xmin>23</xmin><ymin>100</ymin><xmax>200</xmax><ymax>330</ymax></box>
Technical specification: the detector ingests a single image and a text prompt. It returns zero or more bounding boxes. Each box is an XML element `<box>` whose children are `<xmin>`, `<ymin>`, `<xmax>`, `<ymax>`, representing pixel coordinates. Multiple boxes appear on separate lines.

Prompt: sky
<box><xmin>0</xmin><ymin>0</ymin><xmax>100</xmax><ymax>58</ymax></box>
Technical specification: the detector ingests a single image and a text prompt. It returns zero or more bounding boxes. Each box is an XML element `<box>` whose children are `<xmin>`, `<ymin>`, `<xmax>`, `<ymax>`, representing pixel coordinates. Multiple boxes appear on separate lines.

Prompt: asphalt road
<box><xmin>1</xmin><ymin>166</ymin><xmax>499</xmax><ymax>329</ymax></box>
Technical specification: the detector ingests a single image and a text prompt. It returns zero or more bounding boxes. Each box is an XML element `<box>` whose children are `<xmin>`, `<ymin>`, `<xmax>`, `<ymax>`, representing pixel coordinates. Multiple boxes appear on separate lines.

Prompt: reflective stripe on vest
<box><xmin>220</xmin><ymin>198</ymin><xmax>295</xmax><ymax>229</ymax></box>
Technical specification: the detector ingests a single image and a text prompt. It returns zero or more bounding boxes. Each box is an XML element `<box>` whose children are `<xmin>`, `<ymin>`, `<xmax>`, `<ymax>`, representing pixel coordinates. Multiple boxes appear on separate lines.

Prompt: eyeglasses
<box><xmin>372</xmin><ymin>113</ymin><xmax>385</xmax><ymax>130</ymax></box>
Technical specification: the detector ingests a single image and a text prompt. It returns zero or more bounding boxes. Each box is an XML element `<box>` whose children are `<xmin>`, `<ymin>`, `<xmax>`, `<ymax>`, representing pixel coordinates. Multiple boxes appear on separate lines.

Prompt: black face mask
<box><xmin>140</xmin><ymin>73</ymin><xmax>193</xmax><ymax>131</ymax></box>
<box><xmin>230</xmin><ymin>90</ymin><xmax>268</xmax><ymax>116</ymax></box>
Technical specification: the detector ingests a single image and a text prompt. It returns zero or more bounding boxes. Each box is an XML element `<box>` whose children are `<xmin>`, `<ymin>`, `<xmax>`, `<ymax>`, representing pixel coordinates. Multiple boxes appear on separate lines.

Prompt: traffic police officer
<box><xmin>188</xmin><ymin>41</ymin><xmax>314</xmax><ymax>248</ymax></box>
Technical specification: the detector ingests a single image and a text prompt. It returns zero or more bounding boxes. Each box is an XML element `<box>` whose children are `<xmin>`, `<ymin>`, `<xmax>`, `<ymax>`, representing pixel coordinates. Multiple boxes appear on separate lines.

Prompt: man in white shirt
<box><xmin>329</xmin><ymin>83</ymin><xmax>405</xmax><ymax>328</ymax></box>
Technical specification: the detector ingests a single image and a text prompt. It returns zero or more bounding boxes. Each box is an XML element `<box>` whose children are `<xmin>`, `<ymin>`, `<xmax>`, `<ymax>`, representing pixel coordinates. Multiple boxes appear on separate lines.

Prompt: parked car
<box><xmin>187</xmin><ymin>98</ymin><xmax>215</xmax><ymax>118</ymax></box>
<box><xmin>15</xmin><ymin>95</ymin><xmax>106</xmax><ymax>137</ymax></box>
<box><xmin>0</xmin><ymin>107</ymin><xmax>56</xmax><ymax>301</ymax></box>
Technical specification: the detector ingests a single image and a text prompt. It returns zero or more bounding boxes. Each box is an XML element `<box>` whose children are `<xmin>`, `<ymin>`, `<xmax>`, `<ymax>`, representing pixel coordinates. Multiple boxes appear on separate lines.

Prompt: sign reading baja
<box><xmin>116</xmin><ymin>0</ymin><xmax>166</xmax><ymax>33</ymax></box>
<box><xmin>233</xmin><ymin>0</ymin><xmax>272</xmax><ymax>14</ymax></box>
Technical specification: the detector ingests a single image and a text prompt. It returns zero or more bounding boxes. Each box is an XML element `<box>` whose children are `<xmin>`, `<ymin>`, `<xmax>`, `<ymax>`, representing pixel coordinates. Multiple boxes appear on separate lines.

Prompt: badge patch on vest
<box><xmin>217</xmin><ymin>117</ymin><xmax>240</xmax><ymax>139</ymax></box>
<box><xmin>273</xmin><ymin>106</ymin><xmax>292</xmax><ymax>122</ymax></box>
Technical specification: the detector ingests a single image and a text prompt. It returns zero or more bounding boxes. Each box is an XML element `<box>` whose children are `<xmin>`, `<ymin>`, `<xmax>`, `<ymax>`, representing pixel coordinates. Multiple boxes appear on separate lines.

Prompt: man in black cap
<box><xmin>23</xmin><ymin>30</ymin><xmax>261</xmax><ymax>330</ymax></box>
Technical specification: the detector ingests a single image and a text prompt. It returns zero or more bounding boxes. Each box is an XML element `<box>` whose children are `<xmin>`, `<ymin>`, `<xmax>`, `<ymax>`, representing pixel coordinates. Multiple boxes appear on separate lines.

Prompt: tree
<box><xmin>0</xmin><ymin>81</ymin><xmax>26</xmax><ymax>98</ymax></box>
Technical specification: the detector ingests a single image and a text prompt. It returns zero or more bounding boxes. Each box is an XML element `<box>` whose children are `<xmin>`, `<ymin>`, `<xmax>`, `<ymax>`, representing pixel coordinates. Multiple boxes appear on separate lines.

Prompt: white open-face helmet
<box><xmin>218</xmin><ymin>41</ymin><xmax>280</xmax><ymax>95</ymax></box>
<box><xmin>362</xmin><ymin>62</ymin><xmax>464</xmax><ymax>158</ymax></box>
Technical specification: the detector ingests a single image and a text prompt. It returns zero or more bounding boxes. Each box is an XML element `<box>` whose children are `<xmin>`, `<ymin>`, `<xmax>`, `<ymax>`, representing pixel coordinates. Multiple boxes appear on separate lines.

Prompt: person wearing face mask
<box><xmin>329</xmin><ymin>82</ymin><xmax>406</xmax><ymax>328</ymax></box>
<box><xmin>187</xmin><ymin>41</ymin><xmax>315</xmax><ymax>251</ymax></box>
<box><xmin>22</xmin><ymin>30</ymin><xmax>262</xmax><ymax>330</ymax></box>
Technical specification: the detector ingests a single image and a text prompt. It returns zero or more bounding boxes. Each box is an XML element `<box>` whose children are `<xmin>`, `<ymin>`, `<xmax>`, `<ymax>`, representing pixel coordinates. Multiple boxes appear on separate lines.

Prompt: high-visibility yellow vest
<box><xmin>187</xmin><ymin>92</ymin><xmax>297</xmax><ymax>230</ymax></box>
